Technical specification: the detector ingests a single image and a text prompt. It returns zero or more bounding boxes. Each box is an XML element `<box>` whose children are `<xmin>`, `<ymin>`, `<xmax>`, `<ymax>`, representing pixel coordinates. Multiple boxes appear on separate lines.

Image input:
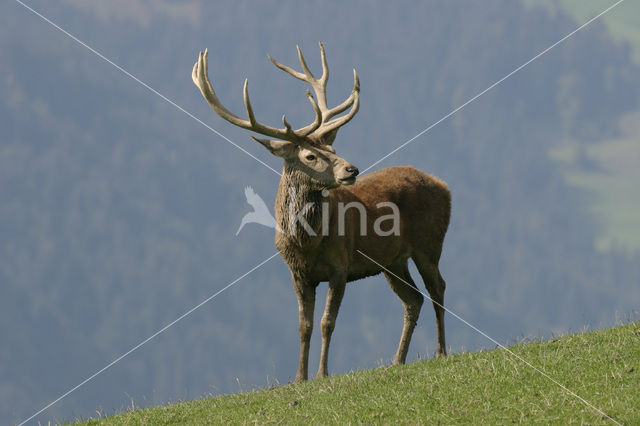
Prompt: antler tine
<box><xmin>243</xmin><ymin>66</ymin><xmax>321</xmax><ymax>137</ymax></box>
<box><xmin>193</xmin><ymin>48</ymin><xmax>322</xmax><ymax>143</ymax></box>
<box><xmin>297</xmin><ymin>90</ymin><xmax>323</xmax><ymax>136</ymax></box>
<box><xmin>193</xmin><ymin>49</ymin><xmax>248</xmax><ymax>129</ymax></box>
<box><xmin>268</xmin><ymin>54</ymin><xmax>307</xmax><ymax>82</ymax></box>
<box><xmin>324</xmin><ymin>69</ymin><xmax>359</xmax><ymax>121</ymax></box>
<box><xmin>270</xmin><ymin>45</ymin><xmax>329</xmax><ymax>112</ymax></box>
<box><xmin>312</xmin><ymin>42</ymin><xmax>330</xmax><ymax>113</ymax></box>
<box><xmin>193</xmin><ymin>45</ymin><xmax>358</xmax><ymax>145</ymax></box>
<box><xmin>242</xmin><ymin>79</ymin><xmax>257</xmax><ymax>125</ymax></box>
<box><xmin>304</xmin><ymin>44</ymin><xmax>360</xmax><ymax>144</ymax></box>
<box><xmin>296</xmin><ymin>45</ymin><xmax>315</xmax><ymax>79</ymax></box>
<box><xmin>318</xmin><ymin>41</ymin><xmax>329</xmax><ymax>85</ymax></box>
<box><xmin>267</xmin><ymin>43</ymin><xmax>360</xmax><ymax>145</ymax></box>
<box><xmin>311</xmin><ymin>68</ymin><xmax>360</xmax><ymax>145</ymax></box>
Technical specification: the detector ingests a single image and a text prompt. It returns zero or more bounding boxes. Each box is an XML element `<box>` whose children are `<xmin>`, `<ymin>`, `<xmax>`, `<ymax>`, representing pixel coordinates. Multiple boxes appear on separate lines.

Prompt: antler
<box><xmin>269</xmin><ymin>41</ymin><xmax>360</xmax><ymax>145</ymax></box>
<box><xmin>192</xmin><ymin>43</ymin><xmax>359</xmax><ymax>145</ymax></box>
<box><xmin>192</xmin><ymin>49</ymin><xmax>322</xmax><ymax>143</ymax></box>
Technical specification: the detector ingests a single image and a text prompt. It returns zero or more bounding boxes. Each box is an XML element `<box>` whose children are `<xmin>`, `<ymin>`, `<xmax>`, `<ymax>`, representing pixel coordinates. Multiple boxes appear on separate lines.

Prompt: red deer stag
<box><xmin>192</xmin><ymin>43</ymin><xmax>450</xmax><ymax>382</ymax></box>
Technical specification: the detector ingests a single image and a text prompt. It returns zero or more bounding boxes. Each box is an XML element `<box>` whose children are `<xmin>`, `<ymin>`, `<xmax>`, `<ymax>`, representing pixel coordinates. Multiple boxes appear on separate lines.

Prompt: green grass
<box><xmin>75</xmin><ymin>323</ymin><xmax>639</xmax><ymax>425</ymax></box>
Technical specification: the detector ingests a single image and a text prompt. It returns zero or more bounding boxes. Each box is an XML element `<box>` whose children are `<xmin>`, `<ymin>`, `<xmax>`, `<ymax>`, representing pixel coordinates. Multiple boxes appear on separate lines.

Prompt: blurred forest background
<box><xmin>1</xmin><ymin>1</ymin><xmax>639</xmax><ymax>423</ymax></box>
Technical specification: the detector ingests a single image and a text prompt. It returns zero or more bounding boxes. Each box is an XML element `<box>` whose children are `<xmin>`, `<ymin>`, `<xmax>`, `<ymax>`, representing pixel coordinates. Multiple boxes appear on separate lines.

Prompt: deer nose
<box><xmin>346</xmin><ymin>166</ymin><xmax>359</xmax><ymax>177</ymax></box>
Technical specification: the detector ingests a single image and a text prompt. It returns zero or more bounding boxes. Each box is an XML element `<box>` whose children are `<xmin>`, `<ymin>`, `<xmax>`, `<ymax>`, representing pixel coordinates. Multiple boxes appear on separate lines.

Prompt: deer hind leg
<box><xmin>316</xmin><ymin>276</ymin><xmax>346</xmax><ymax>379</ymax></box>
<box><xmin>384</xmin><ymin>262</ymin><xmax>424</xmax><ymax>366</ymax></box>
<box><xmin>293</xmin><ymin>281</ymin><xmax>317</xmax><ymax>383</ymax></box>
<box><xmin>412</xmin><ymin>252</ymin><xmax>447</xmax><ymax>357</ymax></box>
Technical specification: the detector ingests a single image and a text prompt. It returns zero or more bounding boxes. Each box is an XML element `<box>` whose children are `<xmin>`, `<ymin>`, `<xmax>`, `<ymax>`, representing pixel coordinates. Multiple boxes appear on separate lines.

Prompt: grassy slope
<box><xmin>78</xmin><ymin>323</ymin><xmax>639</xmax><ymax>425</ymax></box>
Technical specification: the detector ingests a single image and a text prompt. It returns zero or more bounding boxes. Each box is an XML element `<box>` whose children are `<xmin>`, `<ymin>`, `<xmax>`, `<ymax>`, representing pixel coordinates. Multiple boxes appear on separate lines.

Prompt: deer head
<box><xmin>192</xmin><ymin>42</ymin><xmax>360</xmax><ymax>189</ymax></box>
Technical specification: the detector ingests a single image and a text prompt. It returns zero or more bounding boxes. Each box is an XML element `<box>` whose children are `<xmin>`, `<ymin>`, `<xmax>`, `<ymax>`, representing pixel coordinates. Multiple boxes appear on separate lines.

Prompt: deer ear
<box><xmin>252</xmin><ymin>136</ymin><xmax>297</xmax><ymax>158</ymax></box>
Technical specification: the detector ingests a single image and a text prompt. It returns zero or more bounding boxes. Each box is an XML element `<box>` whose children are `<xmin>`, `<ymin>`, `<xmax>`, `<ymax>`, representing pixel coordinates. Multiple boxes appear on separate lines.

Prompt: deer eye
<box><xmin>305</xmin><ymin>154</ymin><xmax>316</xmax><ymax>161</ymax></box>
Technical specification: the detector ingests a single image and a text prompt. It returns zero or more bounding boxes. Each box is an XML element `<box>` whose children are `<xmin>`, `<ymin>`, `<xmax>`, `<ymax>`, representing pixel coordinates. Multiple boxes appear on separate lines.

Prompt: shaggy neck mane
<box><xmin>275</xmin><ymin>167</ymin><xmax>324</xmax><ymax>249</ymax></box>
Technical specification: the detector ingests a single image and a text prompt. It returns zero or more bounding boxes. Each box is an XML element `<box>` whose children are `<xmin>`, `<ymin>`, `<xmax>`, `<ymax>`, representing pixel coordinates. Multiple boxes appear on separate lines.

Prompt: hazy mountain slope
<box><xmin>527</xmin><ymin>0</ymin><xmax>640</xmax><ymax>64</ymax></box>
<box><xmin>527</xmin><ymin>0</ymin><xmax>640</xmax><ymax>251</ymax></box>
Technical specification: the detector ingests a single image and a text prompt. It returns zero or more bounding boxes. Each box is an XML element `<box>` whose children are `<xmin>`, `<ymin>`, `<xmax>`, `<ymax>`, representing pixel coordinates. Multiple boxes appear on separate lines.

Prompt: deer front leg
<box><xmin>316</xmin><ymin>276</ymin><xmax>346</xmax><ymax>379</ymax></box>
<box><xmin>294</xmin><ymin>280</ymin><xmax>316</xmax><ymax>383</ymax></box>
